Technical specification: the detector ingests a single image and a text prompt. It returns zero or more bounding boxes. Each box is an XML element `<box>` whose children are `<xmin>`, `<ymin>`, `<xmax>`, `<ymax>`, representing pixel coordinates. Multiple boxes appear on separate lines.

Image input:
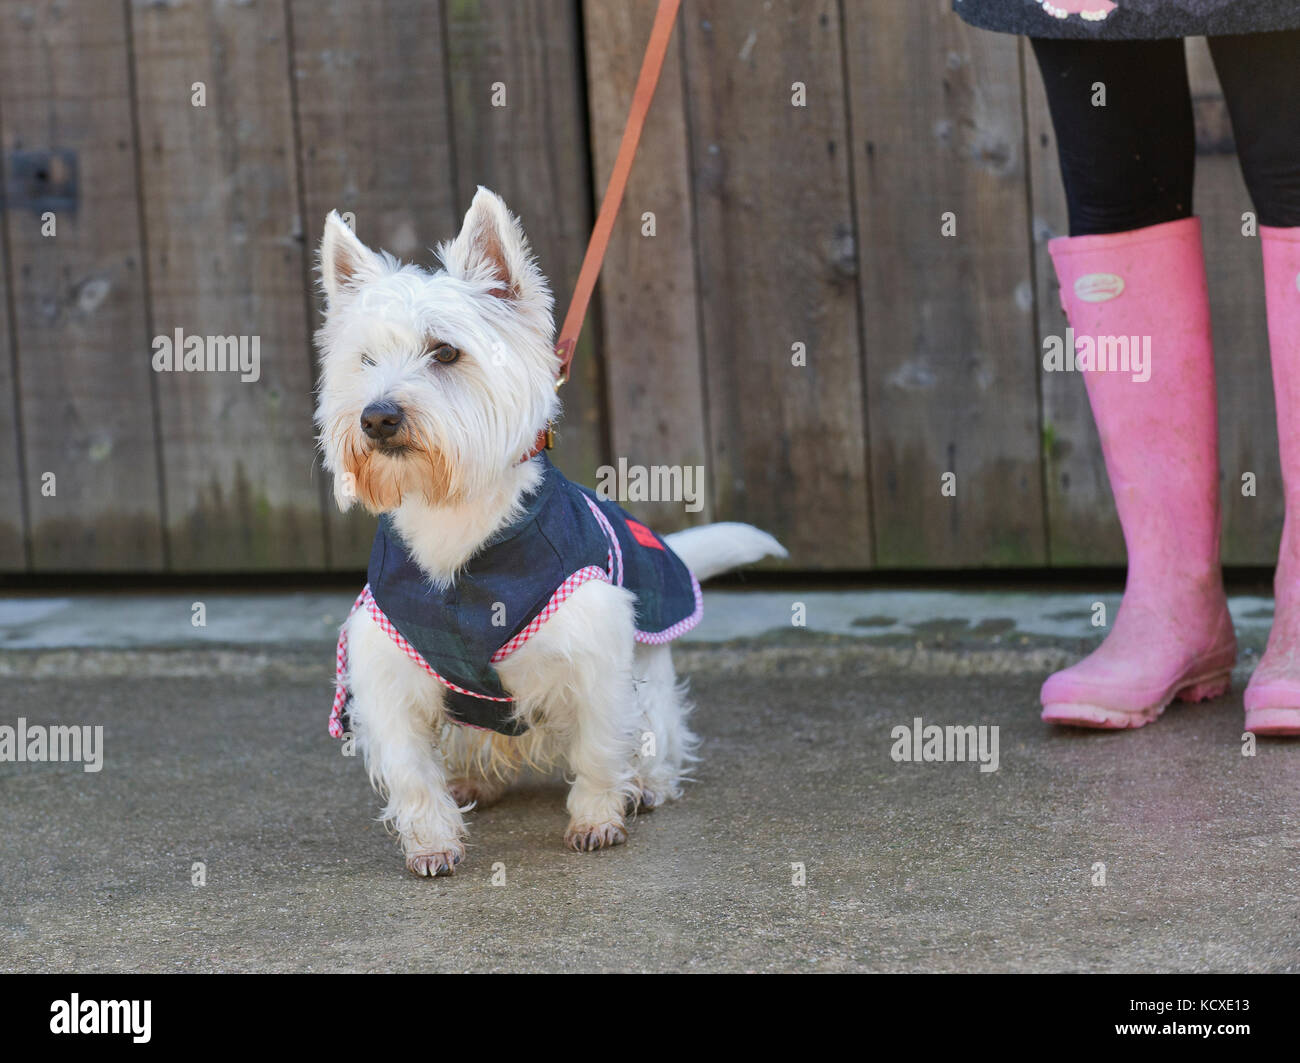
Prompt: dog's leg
<box><xmin>631</xmin><ymin>643</ymin><xmax>698</xmax><ymax>810</ymax></box>
<box><xmin>345</xmin><ymin>610</ymin><xmax>466</xmax><ymax>876</ymax></box>
<box><xmin>497</xmin><ymin>581</ymin><xmax>641</xmax><ymax>851</ymax></box>
<box><xmin>443</xmin><ymin>727</ymin><xmax>518</xmax><ymax>810</ymax></box>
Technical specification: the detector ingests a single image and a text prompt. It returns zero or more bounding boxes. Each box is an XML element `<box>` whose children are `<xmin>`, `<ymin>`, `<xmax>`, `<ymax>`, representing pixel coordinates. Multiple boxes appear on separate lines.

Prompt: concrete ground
<box><xmin>1</xmin><ymin>588</ymin><xmax>1298</xmax><ymax>972</ymax></box>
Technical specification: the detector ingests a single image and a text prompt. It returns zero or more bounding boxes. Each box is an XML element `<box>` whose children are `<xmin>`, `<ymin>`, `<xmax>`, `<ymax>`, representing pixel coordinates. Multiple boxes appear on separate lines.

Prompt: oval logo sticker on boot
<box><xmin>1075</xmin><ymin>273</ymin><xmax>1125</xmax><ymax>302</ymax></box>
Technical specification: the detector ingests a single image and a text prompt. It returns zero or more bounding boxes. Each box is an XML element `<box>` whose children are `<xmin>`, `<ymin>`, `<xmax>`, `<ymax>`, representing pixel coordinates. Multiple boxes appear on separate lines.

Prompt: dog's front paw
<box><xmin>406</xmin><ymin>846</ymin><xmax>464</xmax><ymax>877</ymax></box>
<box><xmin>564</xmin><ymin>819</ymin><xmax>627</xmax><ymax>852</ymax></box>
<box><xmin>631</xmin><ymin>786</ymin><xmax>662</xmax><ymax>812</ymax></box>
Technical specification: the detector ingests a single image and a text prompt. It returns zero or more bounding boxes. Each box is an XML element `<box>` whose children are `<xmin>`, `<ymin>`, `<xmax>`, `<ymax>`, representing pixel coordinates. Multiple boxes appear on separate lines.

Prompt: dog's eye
<box><xmin>360</xmin><ymin>354</ymin><xmax>376</xmax><ymax>367</ymax></box>
<box><xmin>430</xmin><ymin>344</ymin><xmax>460</xmax><ymax>365</ymax></box>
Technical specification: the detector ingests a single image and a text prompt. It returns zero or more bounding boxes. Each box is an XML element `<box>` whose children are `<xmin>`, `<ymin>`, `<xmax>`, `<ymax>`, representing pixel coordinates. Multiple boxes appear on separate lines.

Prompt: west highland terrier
<box><xmin>317</xmin><ymin>188</ymin><xmax>785</xmax><ymax>876</ymax></box>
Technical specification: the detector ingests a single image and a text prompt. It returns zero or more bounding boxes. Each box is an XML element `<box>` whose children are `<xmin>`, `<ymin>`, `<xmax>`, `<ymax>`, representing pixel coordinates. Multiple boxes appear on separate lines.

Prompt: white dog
<box><xmin>316</xmin><ymin>188</ymin><xmax>784</xmax><ymax>876</ymax></box>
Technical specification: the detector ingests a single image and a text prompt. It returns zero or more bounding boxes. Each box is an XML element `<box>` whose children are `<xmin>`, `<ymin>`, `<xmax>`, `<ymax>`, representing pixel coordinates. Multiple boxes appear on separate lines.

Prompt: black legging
<box><xmin>1032</xmin><ymin>31</ymin><xmax>1300</xmax><ymax>235</ymax></box>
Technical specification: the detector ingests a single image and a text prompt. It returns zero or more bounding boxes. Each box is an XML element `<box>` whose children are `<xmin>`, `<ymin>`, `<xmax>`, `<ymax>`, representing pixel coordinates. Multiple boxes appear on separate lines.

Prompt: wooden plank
<box><xmin>443</xmin><ymin>0</ymin><xmax>606</xmax><ymax>489</ymax></box>
<box><xmin>1186</xmin><ymin>38</ymin><xmax>1278</xmax><ymax>566</ymax></box>
<box><xmin>1024</xmin><ymin>38</ymin><xmax>1123</xmax><ymax>565</ymax></box>
<box><xmin>580</xmin><ymin>0</ymin><xmax>710</xmax><ymax>531</ymax></box>
<box><xmin>129</xmin><ymin>0</ymin><xmax>326</xmax><ymax>570</ymax></box>
<box><xmin>847</xmin><ymin>6</ymin><xmax>1045</xmax><ymax>569</ymax></box>
<box><xmin>0</xmin><ymin>0</ymin><xmax>163</xmax><ymax>570</ymax></box>
<box><xmin>288</xmin><ymin>0</ymin><xmax>459</xmax><ymax>569</ymax></box>
<box><xmin>0</xmin><ymin>209</ymin><xmax>25</xmax><ymax>569</ymax></box>
<box><xmin>681</xmin><ymin>0</ymin><xmax>869</xmax><ymax>568</ymax></box>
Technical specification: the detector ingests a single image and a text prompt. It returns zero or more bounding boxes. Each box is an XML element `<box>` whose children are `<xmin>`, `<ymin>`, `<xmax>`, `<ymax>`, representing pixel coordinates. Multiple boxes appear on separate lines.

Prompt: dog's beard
<box><xmin>334</xmin><ymin>422</ymin><xmax>458</xmax><ymax>513</ymax></box>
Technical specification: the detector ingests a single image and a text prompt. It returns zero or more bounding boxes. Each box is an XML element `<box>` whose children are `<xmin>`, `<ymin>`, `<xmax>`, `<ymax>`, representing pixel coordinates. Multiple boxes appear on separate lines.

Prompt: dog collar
<box><xmin>521</xmin><ymin>424</ymin><xmax>553</xmax><ymax>463</ymax></box>
<box><xmin>519</xmin><ymin>363</ymin><xmax>566</xmax><ymax>462</ymax></box>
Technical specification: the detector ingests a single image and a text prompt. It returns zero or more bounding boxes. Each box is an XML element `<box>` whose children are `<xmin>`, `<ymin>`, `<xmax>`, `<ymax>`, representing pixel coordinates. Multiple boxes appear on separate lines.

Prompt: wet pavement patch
<box><xmin>851</xmin><ymin>615</ymin><xmax>897</xmax><ymax>628</ymax></box>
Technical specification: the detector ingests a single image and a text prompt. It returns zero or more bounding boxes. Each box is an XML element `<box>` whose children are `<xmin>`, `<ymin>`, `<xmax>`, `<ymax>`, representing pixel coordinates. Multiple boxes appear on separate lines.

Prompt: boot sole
<box><xmin>1244</xmin><ymin>707</ymin><xmax>1300</xmax><ymax>736</ymax></box>
<box><xmin>1041</xmin><ymin>670</ymin><xmax>1232</xmax><ymax>730</ymax></box>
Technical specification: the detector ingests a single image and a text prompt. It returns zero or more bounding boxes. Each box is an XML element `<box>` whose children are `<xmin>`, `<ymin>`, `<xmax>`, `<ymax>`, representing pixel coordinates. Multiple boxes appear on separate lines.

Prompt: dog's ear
<box><xmin>439</xmin><ymin>187</ymin><xmax>552</xmax><ymax>315</ymax></box>
<box><xmin>319</xmin><ymin>211</ymin><xmax>384</xmax><ymax>307</ymax></box>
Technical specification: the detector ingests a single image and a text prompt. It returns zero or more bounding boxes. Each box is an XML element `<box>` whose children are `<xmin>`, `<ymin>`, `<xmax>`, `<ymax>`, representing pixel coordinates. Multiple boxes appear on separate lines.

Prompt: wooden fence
<box><xmin>0</xmin><ymin>0</ymin><xmax>1282</xmax><ymax>573</ymax></box>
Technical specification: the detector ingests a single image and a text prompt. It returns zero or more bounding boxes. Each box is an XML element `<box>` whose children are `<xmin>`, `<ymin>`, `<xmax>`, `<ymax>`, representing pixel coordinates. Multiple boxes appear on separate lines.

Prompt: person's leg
<box><xmin>1033</xmin><ymin>38</ymin><xmax>1235</xmax><ymax>727</ymax></box>
<box><xmin>1032</xmin><ymin>36</ymin><xmax>1195</xmax><ymax>236</ymax></box>
<box><xmin>1208</xmin><ymin>30</ymin><xmax>1300</xmax><ymax>231</ymax></box>
<box><xmin>1209</xmin><ymin>30</ymin><xmax>1300</xmax><ymax>734</ymax></box>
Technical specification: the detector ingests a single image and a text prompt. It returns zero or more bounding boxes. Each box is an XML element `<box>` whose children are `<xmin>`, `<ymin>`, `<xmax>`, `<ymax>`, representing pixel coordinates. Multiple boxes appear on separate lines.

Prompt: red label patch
<box><xmin>625</xmin><ymin>519</ymin><xmax>664</xmax><ymax>550</ymax></box>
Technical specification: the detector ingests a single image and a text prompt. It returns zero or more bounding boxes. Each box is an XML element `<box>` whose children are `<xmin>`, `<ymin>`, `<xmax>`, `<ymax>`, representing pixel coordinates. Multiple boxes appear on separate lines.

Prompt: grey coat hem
<box><xmin>952</xmin><ymin>0</ymin><xmax>1300</xmax><ymax>40</ymax></box>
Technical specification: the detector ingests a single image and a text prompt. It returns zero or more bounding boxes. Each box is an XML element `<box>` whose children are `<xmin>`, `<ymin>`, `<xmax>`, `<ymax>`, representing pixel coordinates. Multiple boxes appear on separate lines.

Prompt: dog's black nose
<box><xmin>361</xmin><ymin>401</ymin><xmax>404</xmax><ymax>440</ymax></box>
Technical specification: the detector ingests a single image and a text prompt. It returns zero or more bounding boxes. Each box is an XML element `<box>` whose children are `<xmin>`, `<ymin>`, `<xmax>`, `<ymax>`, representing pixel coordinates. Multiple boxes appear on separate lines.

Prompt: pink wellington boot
<box><xmin>1041</xmin><ymin>217</ymin><xmax>1236</xmax><ymax>728</ymax></box>
<box><xmin>1244</xmin><ymin>226</ymin><xmax>1300</xmax><ymax>736</ymax></box>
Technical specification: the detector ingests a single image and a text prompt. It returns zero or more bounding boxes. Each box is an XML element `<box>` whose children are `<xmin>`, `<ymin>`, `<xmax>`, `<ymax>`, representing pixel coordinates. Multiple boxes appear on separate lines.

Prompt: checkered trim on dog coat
<box><xmin>330</xmin><ymin>455</ymin><xmax>702</xmax><ymax>737</ymax></box>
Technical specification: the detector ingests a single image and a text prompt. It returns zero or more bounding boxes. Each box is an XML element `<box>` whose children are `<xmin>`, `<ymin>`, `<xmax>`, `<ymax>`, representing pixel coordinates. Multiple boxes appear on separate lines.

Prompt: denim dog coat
<box><xmin>330</xmin><ymin>455</ymin><xmax>702</xmax><ymax>737</ymax></box>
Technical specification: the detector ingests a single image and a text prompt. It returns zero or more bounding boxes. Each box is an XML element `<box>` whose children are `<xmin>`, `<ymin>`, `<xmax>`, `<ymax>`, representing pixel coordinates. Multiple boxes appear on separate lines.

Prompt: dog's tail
<box><xmin>663</xmin><ymin>523</ymin><xmax>786</xmax><ymax>583</ymax></box>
